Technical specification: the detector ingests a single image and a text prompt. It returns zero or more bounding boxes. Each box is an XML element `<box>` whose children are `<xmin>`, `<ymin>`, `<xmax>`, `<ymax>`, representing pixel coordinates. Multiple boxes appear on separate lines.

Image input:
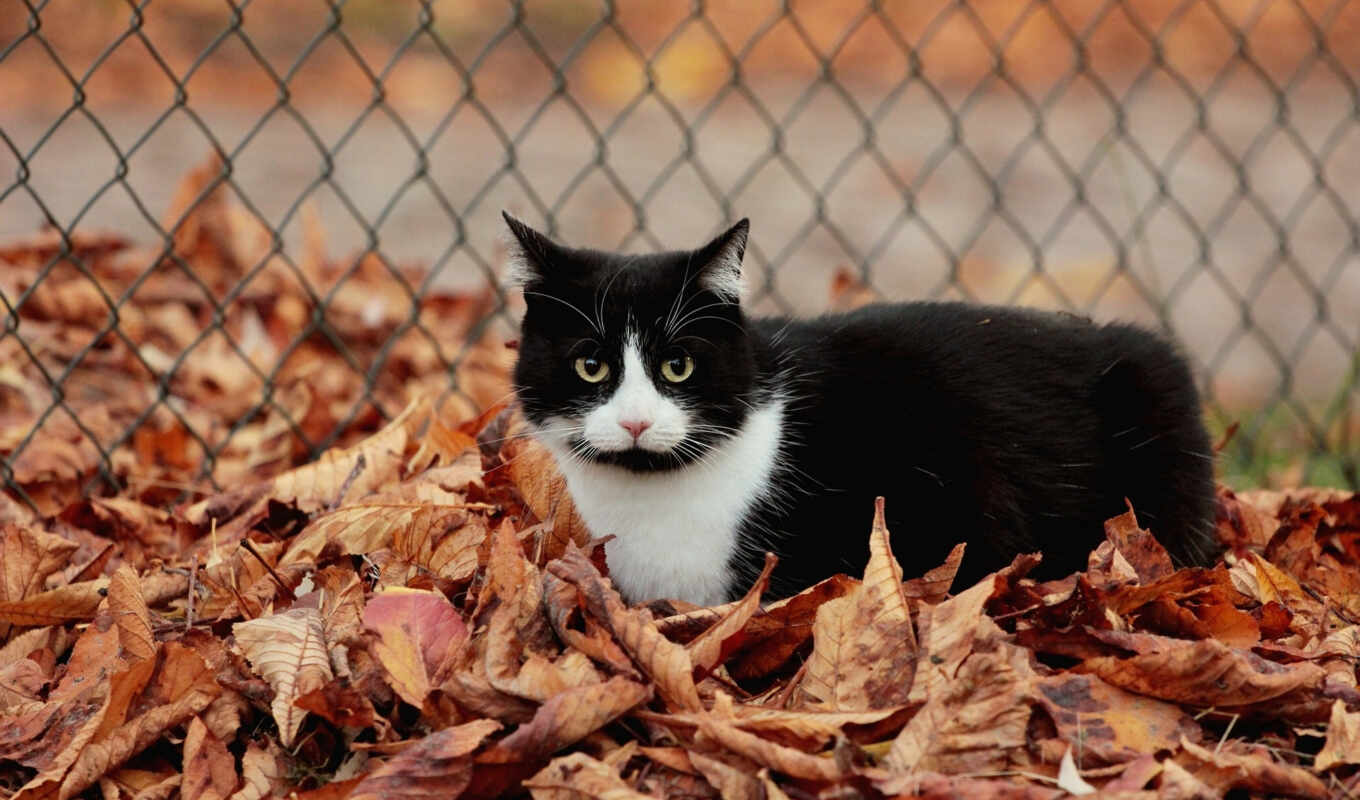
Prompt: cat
<box><xmin>505</xmin><ymin>212</ymin><xmax>1218</xmax><ymax>606</ymax></box>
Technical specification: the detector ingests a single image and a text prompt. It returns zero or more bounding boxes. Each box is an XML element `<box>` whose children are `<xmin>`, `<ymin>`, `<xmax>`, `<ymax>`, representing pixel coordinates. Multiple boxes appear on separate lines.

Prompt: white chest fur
<box><xmin>542</xmin><ymin>401</ymin><xmax>785</xmax><ymax>606</ymax></box>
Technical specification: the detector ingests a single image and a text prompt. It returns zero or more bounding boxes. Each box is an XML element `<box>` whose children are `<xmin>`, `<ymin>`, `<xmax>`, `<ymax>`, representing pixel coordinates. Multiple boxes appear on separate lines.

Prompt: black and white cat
<box><xmin>506</xmin><ymin>213</ymin><xmax>1218</xmax><ymax>606</ymax></box>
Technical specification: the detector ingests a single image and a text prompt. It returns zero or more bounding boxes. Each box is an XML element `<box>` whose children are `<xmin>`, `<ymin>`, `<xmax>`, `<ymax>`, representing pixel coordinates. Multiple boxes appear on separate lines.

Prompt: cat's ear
<box><xmin>694</xmin><ymin>218</ymin><xmax>749</xmax><ymax>302</ymax></box>
<box><xmin>502</xmin><ymin>211</ymin><xmax>565</xmax><ymax>287</ymax></box>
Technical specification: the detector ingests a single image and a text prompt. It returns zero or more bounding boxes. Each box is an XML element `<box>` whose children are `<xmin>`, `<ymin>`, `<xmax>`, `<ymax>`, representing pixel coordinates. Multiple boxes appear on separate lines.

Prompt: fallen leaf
<box><xmin>0</xmin><ymin>524</ymin><xmax>79</xmax><ymax>636</ymax></box>
<box><xmin>233</xmin><ymin>608</ymin><xmax>333</xmax><ymax>747</ymax></box>
<box><xmin>478</xmin><ymin>676</ymin><xmax>650</xmax><ymax>764</ymax></box>
<box><xmin>227</xmin><ymin>739</ymin><xmax>292</xmax><ymax>800</ymax></box>
<box><xmin>0</xmin><ymin>579</ymin><xmax>110</xmax><ymax>627</ymax></box>
<box><xmin>686</xmin><ymin>552</ymin><xmax>775</xmax><ymax>676</ymax></box>
<box><xmin>1175</xmin><ymin>736</ymin><xmax>1329</xmax><ymax>799</ymax></box>
<box><xmin>1314</xmin><ymin>699</ymin><xmax>1360</xmax><ymax>771</ymax></box>
<box><xmin>106</xmin><ymin>567</ymin><xmax>155</xmax><ymax>663</ymax></box>
<box><xmin>1033</xmin><ymin>673</ymin><xmax>1197</xmax><ymax>767</ymax></box>
<box><xmin>547</xmin><ymin>547</ymin><xmax>702</xmax><ymax>712</ymax></box>
<box><xmin>524</xmin><ymin>752</ymin><xmax>653</xmax><ymax>800</ymax></box>
<box><xmin>1103</xmin><ymin>503</ymin><xmax>1176</xmax><ymax>583</ymax></box>
<box><xmin>182</xmin><ymin>717</ymin><xmax>238</xmax><ymax>800</ymax></box>
<box><xmin>688</xmin><ymin>750</ymin><xmax>763</xmax><ymax>800</ymax></box>
<box><xmin>58</xmin><ymin>643</ymin><xmax>220</xmax><ymax>800</ymax></box>
<box><xmin>363</xmin><ymin>587</ymin><xmax>468</xmax><ymax>708</ymax></box>
<box><xmin>884</xmin><ymin>637</ymin><xmax>1036</xmax><ymax>773</ymax></box>
<box><xmin>349</xmin><ymin>719</ymin><xmax>500</xmax><ymax>800</ymax></box>
<box><xmin>1083</xmin><ymin>637</ymin><xmax>1326</xmax><ymax>709</ymax></box>
<box><xmin>798</xmin><ymin>498</ymin><xmax>916</xmax><ymax>711</ymax></box>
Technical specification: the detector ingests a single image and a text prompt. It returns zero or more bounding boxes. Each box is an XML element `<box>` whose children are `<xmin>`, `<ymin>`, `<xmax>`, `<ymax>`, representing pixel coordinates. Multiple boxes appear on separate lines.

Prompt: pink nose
<box><xmin>619</xmin><ymin>419</ymin><xmax>651</xmax><ymax>439</ymax></box>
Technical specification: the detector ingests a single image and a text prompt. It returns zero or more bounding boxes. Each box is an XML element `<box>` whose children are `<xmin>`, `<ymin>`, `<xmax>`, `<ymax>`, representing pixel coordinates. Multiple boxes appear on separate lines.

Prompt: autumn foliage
<box><xmin>3</xmin><ymin>161</ymin><xmax>1360</xmax><ymax>798</ymax></box>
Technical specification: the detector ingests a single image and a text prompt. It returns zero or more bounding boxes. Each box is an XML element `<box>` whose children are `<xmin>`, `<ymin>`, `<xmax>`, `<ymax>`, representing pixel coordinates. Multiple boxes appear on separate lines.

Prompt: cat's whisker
<box><xmin>673</xmin><ymin>315</ymin><xmax>747</xmax><ymax>339</ymax></box>
<box><xmin>663</xmin><ymin>251</ymin><xmax>698</xmax><ymax>334</ymax></box>
<box><xmin>523</xmin><ymin>290</ymin><xmax>603</xmax><ymax>336</ymax></box>
<box><xmin>668</xmin><ymin>300</ymin><xmax>740</xmax><ymax>337</ymax></box>
<box><xmin>594</xmin><ymin>261</ymin><xmax>628</xmax><ymax>335</ymax></box>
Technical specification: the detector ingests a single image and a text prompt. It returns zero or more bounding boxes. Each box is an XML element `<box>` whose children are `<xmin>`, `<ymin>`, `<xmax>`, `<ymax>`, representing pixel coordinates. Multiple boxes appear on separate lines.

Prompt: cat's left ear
<box><xmin>694</xmin><ymin>218</ymin><xmax>749</xmax><ymax>302</ymax></box>
<box><xmin>502</xmin><ymin>211</ymin><xmax>565</xmax><ymax>287</ymax></box>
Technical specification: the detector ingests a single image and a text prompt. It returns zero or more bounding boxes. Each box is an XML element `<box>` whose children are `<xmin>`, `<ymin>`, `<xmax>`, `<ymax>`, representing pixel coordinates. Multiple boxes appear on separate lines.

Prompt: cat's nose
<box><xmin>618</xmin><ymin>419</ymin><xmax>651</xmax><ymax>440</ymax></box>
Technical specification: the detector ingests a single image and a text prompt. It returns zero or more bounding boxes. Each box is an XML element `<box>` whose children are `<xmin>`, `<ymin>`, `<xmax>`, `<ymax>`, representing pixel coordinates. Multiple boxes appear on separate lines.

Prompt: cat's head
<box><xmin>506</xmin><ymin>213</ymin><xmax>756</xmax><ymax>472</ymax></box>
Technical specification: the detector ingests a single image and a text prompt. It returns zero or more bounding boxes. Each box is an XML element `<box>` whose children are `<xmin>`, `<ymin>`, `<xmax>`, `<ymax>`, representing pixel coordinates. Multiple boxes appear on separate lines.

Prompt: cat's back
<box><xmin>746</xmin><ymin>300</ymin><xmax>1215</xmax><ymax>588</ymax></box>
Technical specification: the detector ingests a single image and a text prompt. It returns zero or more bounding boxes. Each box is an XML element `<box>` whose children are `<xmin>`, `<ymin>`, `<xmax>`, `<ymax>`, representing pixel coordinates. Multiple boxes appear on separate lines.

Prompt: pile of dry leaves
<box><xmin>2</xmin><ymin>161</ymin><xmax>1360</xmax><ymax>799</ymax></box>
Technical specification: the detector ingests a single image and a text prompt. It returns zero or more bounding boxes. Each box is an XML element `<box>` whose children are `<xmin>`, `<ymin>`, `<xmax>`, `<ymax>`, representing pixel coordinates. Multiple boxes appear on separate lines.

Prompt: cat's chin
<box><xmin>584</xmin><ymin>446</ymin><xmax>696</xmax><ymax>473</ymax></box>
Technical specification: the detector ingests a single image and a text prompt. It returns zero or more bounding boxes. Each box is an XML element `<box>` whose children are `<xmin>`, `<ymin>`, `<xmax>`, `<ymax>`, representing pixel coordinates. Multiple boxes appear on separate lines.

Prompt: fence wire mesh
<box><xmin>2</xmin><ymin>0</ymin><xmax>1358</xmax><ymax>515</ymax></box>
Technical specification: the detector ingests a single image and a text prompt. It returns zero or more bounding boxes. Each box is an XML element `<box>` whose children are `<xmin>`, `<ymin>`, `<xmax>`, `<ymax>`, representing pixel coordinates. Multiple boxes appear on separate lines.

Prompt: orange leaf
<box><xmin>349</xmin><ymin>719</ymin><xmax>500</xmax><ymax>800</ymax></box>
<box><xmin>524</xmin><ymin>752</ymin><xmax>654</xmax><ymax>800</ymax></box>
<box><xmin>798</xmin><ymin>498</ymin><xmax>916</xmax><ymax>711</ymax></box>
<box><xmin>181</xmin><ymin>717</ymin><xmax>238</xmax><ymax>800</ymax></box>
<box><xmin>106</xmin><ymin>567</ymin><xmax>155</xmax><ymax>664</ymax></box>
<box><xmin>547</xmin><ymin>547</ymin><xmax>702</xmax><ymax>712</ymax></box>
<box><xmin>686</xmin><ymin>552</ymin><xmax>775</xmax><ymax>676</ymax></box>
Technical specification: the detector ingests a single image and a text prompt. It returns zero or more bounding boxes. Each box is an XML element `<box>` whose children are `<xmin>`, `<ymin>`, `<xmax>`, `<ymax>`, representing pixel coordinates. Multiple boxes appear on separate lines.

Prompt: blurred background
<box><xmin>1</xmin><ymin>0</ymin><xmax>1357</xmax><ymax>500</ymax></box>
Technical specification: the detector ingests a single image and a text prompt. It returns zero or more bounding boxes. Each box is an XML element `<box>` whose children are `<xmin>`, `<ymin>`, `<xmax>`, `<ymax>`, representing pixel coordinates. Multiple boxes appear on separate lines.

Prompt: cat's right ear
<box><xmin>502</xmin><ymin>211</ymin><xmax>562</xmax><ymax>287</ymax></box>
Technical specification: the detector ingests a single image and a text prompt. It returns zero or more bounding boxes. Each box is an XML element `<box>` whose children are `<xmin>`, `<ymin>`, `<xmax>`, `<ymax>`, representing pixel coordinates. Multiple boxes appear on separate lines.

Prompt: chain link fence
<box><xmin>2</xmin><ymin>0</ymin><xmax>1358</xmax><ymax>514</ymax></box>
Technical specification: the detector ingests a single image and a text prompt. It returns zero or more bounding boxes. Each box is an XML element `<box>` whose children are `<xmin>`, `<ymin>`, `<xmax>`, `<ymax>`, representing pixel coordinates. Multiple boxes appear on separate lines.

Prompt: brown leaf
<box><xmin>500</xmin><ymin>413</ymin><xmax>591</xmax><ymax>551</ymax></box>
<box><xmin>902</xmin><ymin>542</ymin><xmax>965</xmax><ymax>604</ymax></box>
<box><xmin>1083</xmin><ymin>637</ymin><xmax>1326</xmax><ymax>709</ymax></box>
<box><xmin>349</xmin><ymin>719</ymin><xmax>501</xmax><ymax>800</ymax></box>
<box><xmin>228</xmin><ymin>739</ymin><xmax>292</xmax><ymax>800</ymax></box>
<box><xmin>874</xmin><ymin>771</ymin><xmax>1064</xmax><ymax>799</ymax></box>
<box><xmin>524</xmin><ymin>752</ymin><xmax>655</xmax><ymax>800</ymax></box>
<box><xmin>478</xmin><ymin>676</ymin><xmax>650</xmax><ymax>764</ymax></box>
<box><xmin>294</xmin><ymin>681</ymin><xmax>377</xmax><ymax>729</ymax></box>
<box><xmin>181</xmin><ymin>717</ymin><xmax>237</xmax><ymax>800</ymax></box>
<box><xmin>666</xmin><ymin>705</ymin><xmax>907</xmax><ymax>752</ymax></box>
<box><xmin>1103</xmin><ymin>503</ymin><xmax>1176</xmax><ymax>583</ymax></box>
<box><xmin>233</xmin><ymin>607</ymin><xmax>333</xmax><ymax>747</ymax></box>
<box><xmin>1109</xmin><ymin>568</ymin><xmax>1261</xmax><ymax>646</ymax></box>
<box><xmin>0</xmin><ymin>524</ymin><xmax>79</xmax><ymax>635</ymax></box>
<box><xmin>1175</xmin><ymin>737</ymin><xmax>1329</xmax><ymax>799</ymax></box>
<box><xmin>686</xmin><ymin>553</ymin><xmax>775</xmax><ymax>676</ymax></box>
<box><xmin>884</xmin><ymin>638</ymin><xmax>1036</xmax><ymax>773</ymax></box>
<box><xmin>313</xmin><ymin>565</ymin><xmax>365</xmax><ymax>647</ymax></box>
<box><xmin>187</xmin><ymin>396</ymin><xmax>426</xmax><ymax>526</ymax></box>
<box><xmin>541</xmin><ymin>570</ymin><xmax>638</xmax><ymax>678</ymax></box>
<box><xmin>726</xmin><ymin>574</ymin><xmax>857</xmax><ymax>680</ymax></box>
<box><xmin>58</xmin><ymin>643</ymin><xmax>220</xmax><ymax>800</ymax></box>
<box><xmin>907</xmin><ymin>568</ymin><xmax>1002</xmax><ymax>706</ymax></box>
<box><xmin>1033</xmin><ymin>673</ymin><xmax>1199</xmax><ymax>767</ymax></box>
<box><xmin>484</xmin><ymin>600</ymin><xmax>601</xmax><ymax>703</ymax></box>
<box><xmin>283</xmin><ymin>503</ymin><xmax>483</xmax><ymax>583</ymax></box>
<box><xmin>363</xmin><ymin>587</ymin><xmax>468</xmax><ymax>708</ymax></box>
<box><xmin>0</xmin><ymin>579</ymin><xmax>109</xmax><ymax>627</ymax></box>
<box><xmin>547</xmin><ymin>547</ymin><xmax>702</xmax><ymax>712</ymax></box>
<box><xmin>688</xmin><ymin>751</ymin><xmax>763</xmax><ymax>800</ymax></box>
<box><xmin>106</xmin><ymin>567</ymin><xmax>155</xmax><ymax>664</ymax></box>
<box><xmin>1314</xmin><ymin>699</ymin><xmax>1360</xmax><ymax>771</ymax></box>
<box><xmin>693</xmin><ymin>713</ymin><xmax>845</xmax><ymax>782</ymax></box>
<box><xmin>798</xmin><ymin>498</ymin><xmax>916</xmax><ymax>710</ymax></box>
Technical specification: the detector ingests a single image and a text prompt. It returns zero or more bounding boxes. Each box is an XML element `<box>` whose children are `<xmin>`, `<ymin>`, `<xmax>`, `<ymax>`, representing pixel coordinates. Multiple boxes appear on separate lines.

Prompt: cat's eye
<box><xmin>574</xmin><ymin>356</ymin><xmax>610</xmax><ymax>383</ymax></box>
<box><xmin>661</xmin><ymin>355</ymin><xmax>695</xmax><ymax>383</ymax></box>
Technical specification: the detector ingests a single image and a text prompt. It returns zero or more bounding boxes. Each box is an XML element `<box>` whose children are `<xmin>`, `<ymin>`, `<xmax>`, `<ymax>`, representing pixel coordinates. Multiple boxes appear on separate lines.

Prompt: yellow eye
<box><xmin>661</xmin><ymin>355</ymin><xmax>694</xmax><ymax>383</ymax></box>
<box><xmin>574</xmin><ymin>356</ymin><xmax>610</xmax><ymax>383</ymax></box>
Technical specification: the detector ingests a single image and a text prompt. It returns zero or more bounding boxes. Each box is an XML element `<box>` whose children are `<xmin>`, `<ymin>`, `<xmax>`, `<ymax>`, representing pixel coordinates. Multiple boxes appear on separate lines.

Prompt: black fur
<box><xmin>509</xmin><ymin>214</ymin><xmax>1219</xmax><ymax>598</ymax></box>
